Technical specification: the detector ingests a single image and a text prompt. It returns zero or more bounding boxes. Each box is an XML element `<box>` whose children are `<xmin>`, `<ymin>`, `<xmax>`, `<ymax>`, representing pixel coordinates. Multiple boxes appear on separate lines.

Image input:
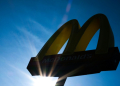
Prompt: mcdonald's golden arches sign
<box><xmin>27</xmin><ymin>14</ymin><xmax>120</xmax><ymax>78</ymax></box>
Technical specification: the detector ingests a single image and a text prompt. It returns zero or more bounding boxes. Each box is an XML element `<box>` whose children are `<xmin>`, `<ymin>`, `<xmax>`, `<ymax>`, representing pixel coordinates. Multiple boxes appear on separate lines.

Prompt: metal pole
<box><xmin>55</xmin><ymin>77</ymin><xmax>67</xmax><ymax>86</ymax></box>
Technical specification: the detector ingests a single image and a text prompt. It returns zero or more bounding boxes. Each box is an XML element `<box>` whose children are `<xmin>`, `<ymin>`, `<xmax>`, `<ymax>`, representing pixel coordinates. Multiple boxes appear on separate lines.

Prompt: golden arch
<box><xmin>36</xmin><ymin>14</ymin><xmax>114</xmax><ymax>61</ymax></box>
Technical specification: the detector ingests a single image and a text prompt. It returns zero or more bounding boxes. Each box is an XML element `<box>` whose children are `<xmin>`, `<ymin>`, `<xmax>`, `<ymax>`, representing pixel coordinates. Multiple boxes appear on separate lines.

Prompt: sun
<box><xmin>32</xmin><ymin>76</ymin><xmax>58</xmax><ymax>86</ymax></box>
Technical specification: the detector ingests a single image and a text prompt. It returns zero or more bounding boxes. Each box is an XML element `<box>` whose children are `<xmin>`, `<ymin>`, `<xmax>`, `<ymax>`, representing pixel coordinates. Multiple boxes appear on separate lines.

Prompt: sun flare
<box><xmin>32</xmin><ymin>76</ymin><xmax>57</xmax><ymax>86</ymax></box>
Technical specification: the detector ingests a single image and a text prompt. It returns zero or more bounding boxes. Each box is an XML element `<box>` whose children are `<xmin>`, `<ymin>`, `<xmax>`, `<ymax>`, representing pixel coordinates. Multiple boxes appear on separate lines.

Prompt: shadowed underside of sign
<box><xmin>27</xmin><ymin>14</ymin><xmax>120</xmax><ymax>86</ymax></box>
<box><xmin>27</xmin><ymin>47</ymin><xmax>120</xmax><ymax>77</ymax></box>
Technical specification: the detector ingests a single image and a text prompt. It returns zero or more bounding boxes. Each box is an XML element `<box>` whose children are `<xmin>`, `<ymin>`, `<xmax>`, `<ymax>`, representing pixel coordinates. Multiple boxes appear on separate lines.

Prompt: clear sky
<box><xmin>0</xmin><ymin>0</ymin><xmax>120</xmax><ymax>86</ymax></box>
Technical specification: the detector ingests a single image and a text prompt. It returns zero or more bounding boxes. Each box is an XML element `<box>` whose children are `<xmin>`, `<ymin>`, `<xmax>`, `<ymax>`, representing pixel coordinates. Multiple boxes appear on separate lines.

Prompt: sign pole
<box><xmin>55</xmin><ymin>77</ymin><xmax>67</xmax><ymax>86</ymax></box>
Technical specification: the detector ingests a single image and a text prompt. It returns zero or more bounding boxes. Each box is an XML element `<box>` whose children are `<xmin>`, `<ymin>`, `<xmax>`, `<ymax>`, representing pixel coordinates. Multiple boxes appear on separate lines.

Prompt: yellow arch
<box><xmin>36</xmin><ymin>14</ymin><xmax>114</xmax><ymax>61</ymax></box>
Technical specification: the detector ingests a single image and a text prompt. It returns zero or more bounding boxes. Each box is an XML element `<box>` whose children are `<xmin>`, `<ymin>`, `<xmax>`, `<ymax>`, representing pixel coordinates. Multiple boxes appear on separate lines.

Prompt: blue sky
<box><xmin>0</xmin><ymin>0</ymin><xmax>120</xmax><ymax>86</ymax></box>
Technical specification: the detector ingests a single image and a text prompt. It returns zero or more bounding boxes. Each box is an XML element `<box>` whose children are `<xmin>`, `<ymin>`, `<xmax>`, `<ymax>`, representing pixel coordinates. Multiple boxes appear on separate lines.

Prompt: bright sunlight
<box><xmin>32</xmin><ymin>76</ymin><xmax>58</xmax><ymax>86</ymax></box>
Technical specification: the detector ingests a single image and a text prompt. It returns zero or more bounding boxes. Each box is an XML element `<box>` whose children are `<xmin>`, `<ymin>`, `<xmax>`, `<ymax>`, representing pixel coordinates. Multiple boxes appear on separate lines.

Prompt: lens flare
<box><xmin>32</xmin><ymin>77</ymin><xmax>57</xmax><ymax>86</ymax></box>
